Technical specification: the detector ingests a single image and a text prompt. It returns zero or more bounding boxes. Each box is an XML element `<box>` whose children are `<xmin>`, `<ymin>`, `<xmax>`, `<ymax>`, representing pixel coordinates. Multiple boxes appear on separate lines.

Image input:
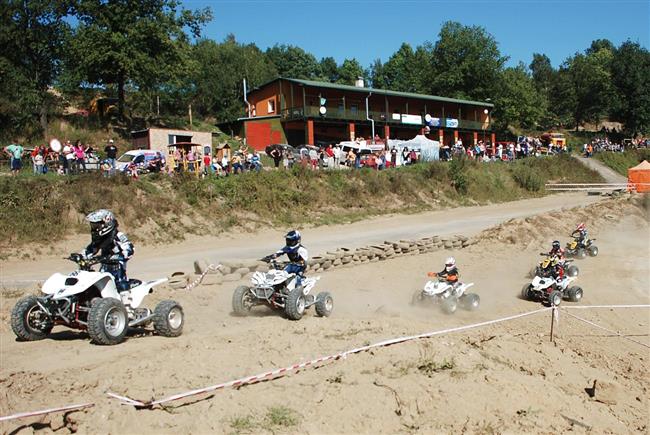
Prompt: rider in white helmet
<box><xmin>428</xmin><ymin>257</ymin><xmax>460</xmax><ymax>288</ymax></box>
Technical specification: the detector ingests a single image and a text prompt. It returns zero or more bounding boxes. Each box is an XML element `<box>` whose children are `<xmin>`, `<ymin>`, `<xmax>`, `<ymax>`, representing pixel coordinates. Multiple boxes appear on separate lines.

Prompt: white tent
<box><xmin>398</xmin><ymin>135</ymin><xmax>440</xmax><ymax>162</ymax></box>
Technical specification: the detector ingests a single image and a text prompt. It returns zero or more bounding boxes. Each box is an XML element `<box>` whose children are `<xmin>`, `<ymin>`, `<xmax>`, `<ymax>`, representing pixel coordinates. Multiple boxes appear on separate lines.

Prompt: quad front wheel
<box><xmin>567</xmin><ymin>265</ymin><xmax>579</xmax><ymax>277</ymax></box>
<box><xmin>88</xmin><ymin>298</ymin><xmax>128</xmax><ymax>345</ymax></box>
<box><xmin>441</xmin><ymin>297</ymin><xmax>458</xmax><ymax>315</ymax></box>
<box><xmin>315</xmin><ymin>292</ymin><xmax>333</xmax><ymax>317</ymax></box>
<box><xmin>11</xmin><ymin>296</ymin><xmax>53</xmax><ymax>341</ymax></box>
<box><xmin>567</xmin><ymin>286</ymin><xmax>583</xmax><ymax>302</ymax></box>
<box><xmin>411</xmin><ymin>289</ymin><xmax>425</xmax><ymax>305</ymax></box>
<box><xmin>460</xmin><ymin>293</ymin><xmax>480</xmax><ymax>311</ymax></box>
<box><xmin>232</xmin><ymin>285</ymin><xmax>254</xmax><ymax>316</ymax></box>
<box><xmin>153</xmin><ymin>300</ymin><xmax>184</xmax><ymax>337</ymax></box>
<box><xmin>588</xmin><ymin>246</ymin><xmax>598</xmax><ymax>257</ymax></box>
<box><xmin>285</xmin><ymin>288</ymin><xmax>306</xmax><ymax>320</ymax></box>
<box><xmin>521</xmin><ymin>284</ymin><xmax>532</xmax><ymax>300</ymax></box>
<box><xmin>548</xmin><ymin>290</ymin><xmax>562</xmax><ymax>307</ymax></box>
<box><xmin>576</xmin><ymin>249</ymin><xmax>587</xmax><ymax>259</ymax></box>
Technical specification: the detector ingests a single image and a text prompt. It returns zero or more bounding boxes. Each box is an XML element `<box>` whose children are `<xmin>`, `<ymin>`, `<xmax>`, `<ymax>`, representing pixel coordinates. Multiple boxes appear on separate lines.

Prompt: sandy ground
<box><xmin>572</xmin><ymin>155</ymin><xmax>627</xmax><ymax>184</ymax></box>
<box><xmin>1</xmin><ymin>192</ymin><xmax>602</xmax><ymax>287</ymax></box>
<box><xmin>0</xmin><ymin>195</ymin><xmax>648</xmax><ymax>434</ymax></box>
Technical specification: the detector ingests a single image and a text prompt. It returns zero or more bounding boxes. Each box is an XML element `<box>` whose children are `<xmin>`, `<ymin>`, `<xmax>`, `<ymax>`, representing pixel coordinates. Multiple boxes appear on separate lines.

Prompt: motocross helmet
<box><xmin>576</xmin><ymin>223</ymin><xmax>586</xmax><ymax>231</ymax></box>
<box><xmin>552</xmin><ymin>240</ymin><xmax>561</xmax><ymax>250</ymax></box>
<box><xmin>285</xmin><ymin>230</ymin><xmax>301</xmax><ymax>250</ymax></box>
<box><xmin>445</xmin><ymin>257</ymin><xmax>456</xmax><ymax>272</ymax></box>
<box><xmin>86</xmin><ymin>209</ymin><xmax>117</xmax><ymax>243</ymax></box>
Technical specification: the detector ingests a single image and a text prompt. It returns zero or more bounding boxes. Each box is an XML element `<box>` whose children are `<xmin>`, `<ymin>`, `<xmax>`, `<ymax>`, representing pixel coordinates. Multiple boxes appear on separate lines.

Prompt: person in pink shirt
<box><xmin>73</xmin><ymin>140</ymin><xmax>86</xmax><ymax>173</ymax></box>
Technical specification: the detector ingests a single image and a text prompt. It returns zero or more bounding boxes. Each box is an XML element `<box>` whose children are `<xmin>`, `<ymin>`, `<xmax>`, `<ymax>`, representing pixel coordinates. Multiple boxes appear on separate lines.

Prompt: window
<box><xmin>350</xmin><ymin>104</ymin><xmax>358</xmax><ymax>114</ymax></box>
<box><xmin>267</xmin><ymin>99</ymin><xmax>275</xmax><ymax>113</ymax></box>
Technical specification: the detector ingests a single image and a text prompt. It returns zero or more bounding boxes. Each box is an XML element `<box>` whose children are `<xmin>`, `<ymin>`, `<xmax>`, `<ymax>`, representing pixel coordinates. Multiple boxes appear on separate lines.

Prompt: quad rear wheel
<box><xmin>11</xmin><ymin>296</ymin><xmax>52</xmax><ymax>341</ymax></box>
<box><xmin>567</xmin><ymin>286</ymin><xmax>583</xmax><ymax>302</ymax></box>
<box><xmin>460</xmin><ymin>293</ymin><xmax>480</xmax><ymax>311</ymax></box>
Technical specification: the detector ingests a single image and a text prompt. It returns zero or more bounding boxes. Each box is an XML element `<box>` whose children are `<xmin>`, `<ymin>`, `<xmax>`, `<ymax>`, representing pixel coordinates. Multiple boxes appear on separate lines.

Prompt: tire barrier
<box><xmin>190</xmin><ymin>235</ymin><xmax>474</xmax><ymax>285</ymax></box>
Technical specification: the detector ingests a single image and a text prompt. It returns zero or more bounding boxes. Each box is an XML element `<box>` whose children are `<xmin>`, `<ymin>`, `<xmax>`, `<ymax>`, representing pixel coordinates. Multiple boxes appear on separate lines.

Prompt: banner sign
<box><xmin>426</xmin><ymin>117</ymin><xmax>441</xmax><ymax>127</ymax></box>
<box><xmin>445</xmin><ymin>118</ymin><xmax>459</xmax><ymax>128</ymax></box>
<box><xmin>401</xmin><ymin>114</ymin><xmax>422</xmax><ymax>125</ymax></box>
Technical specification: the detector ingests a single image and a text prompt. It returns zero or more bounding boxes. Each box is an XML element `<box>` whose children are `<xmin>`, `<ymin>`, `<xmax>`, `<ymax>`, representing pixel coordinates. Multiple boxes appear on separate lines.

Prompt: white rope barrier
<box><xmin>561</xmin><ymin>304</ymin><xmax>650</xmax><ymax>309</ymax></box>
<box><xmin>107</xmin><ymin>307</ymin><xmax>552</xmax><ymax>408</ymax></box>
<box><xmin>183</xmin><ymin>264</ymin><xmax>221</xmax><ymax>291</ymax></box>
<box><xmin>562</xmin><ymin>310</ymin><xmax>650</xmax><ymax>349</ymax></box>
<box><xmin>0</xmin><ymin>403</ymin><xmax>94</xmax><ymax>423</ymax></box>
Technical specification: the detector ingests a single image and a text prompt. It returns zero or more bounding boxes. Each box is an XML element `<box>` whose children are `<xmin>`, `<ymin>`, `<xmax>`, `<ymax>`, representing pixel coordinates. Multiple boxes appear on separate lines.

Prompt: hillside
<box><xmin>0</xmin><ymin>155</ymin><xmax>604</xmax><ymax>255</ymax></box>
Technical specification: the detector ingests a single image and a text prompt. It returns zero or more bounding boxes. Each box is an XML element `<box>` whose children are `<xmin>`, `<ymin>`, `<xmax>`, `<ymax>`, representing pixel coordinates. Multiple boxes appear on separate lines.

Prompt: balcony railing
<box><xmin>280</xmin><ymin>106</ymin><xmax>490</xmax><ymax>130</ymax></box>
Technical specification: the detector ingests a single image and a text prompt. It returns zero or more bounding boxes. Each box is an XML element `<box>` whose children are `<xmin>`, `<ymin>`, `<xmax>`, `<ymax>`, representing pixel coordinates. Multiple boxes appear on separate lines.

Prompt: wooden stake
<box><xmin>549</xmin><ymin>306</ymin><xmax>556</xmax><ymax>342</ymax></box>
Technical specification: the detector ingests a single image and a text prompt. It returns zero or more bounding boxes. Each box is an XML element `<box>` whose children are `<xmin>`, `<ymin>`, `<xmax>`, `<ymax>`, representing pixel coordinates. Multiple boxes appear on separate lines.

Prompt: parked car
<box><xmin>116</xmin><ymin>150</ymin><xmax>165</xmax><ymax>173</ymax></box>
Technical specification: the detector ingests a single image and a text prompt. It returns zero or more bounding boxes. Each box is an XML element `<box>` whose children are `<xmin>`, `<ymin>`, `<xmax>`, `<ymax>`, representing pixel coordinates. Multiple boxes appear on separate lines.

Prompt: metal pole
<box><xmin>549</xmin><ymin>306</ymin><xmax>556</xmax><ymax>342</ymax></box>
<box><xmin>366</xmin><ymin>92</ymin><xmax>374</xmax><ymax>143</ymax></box>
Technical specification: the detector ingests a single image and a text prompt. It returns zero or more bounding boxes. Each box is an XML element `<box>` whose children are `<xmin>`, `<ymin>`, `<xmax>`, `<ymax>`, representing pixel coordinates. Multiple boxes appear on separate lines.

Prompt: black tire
<box><xmin>285</xmin><ymin>287</ymin><xmax>306</xmax><ymax>320</ymax></box>
<box><xmin>567</xmin><ymin>286</ymin><xmax>583</xmax><ymax>302</ymax></box>
<box><xmin>460</xmin><ymin>293</ymin><xmax>480</xmax><ymax>311</ymax></box>
<box><xmin>411</xmin><ymin>289</ymin><xmax>425</xmax><ymax>305</ymax></box>
<box><xmin>529</xmin><ymin>267</ymin><xmax>539</xmax><ymax>279</ymax></box>
<box><xmin>232</xmin><ymin>285</ymin><xmax>254</xmax><ymax>316</ymax></box>
<box><xmin>548</xmin><ymin>290</ymin><xmax>562</xmax><ymax>307</ymax></box>
<box><xmin>588</xmin><ymin>245</ymin><xmax>598</xmax><ymax>257</ymax></box>
<box><xmin>576</xmin><ymin>249</ymin><xmax>587</xmax><ymax>259</ymax></box>
<box><xmin>440</xmin><ymin>297</ymin><xmax>458</xmax><ymax>315</ymax></box>
<box><xmin>521</xmin><ymin>284</ymin><xmax>532</xmax><ymax>300</ymax></box>
<box><xmin>11</xmin><ymin>296</ymin><xmax>52</xmax><ymax>341</ymax></box>
<box><xmin>153</xmin><ymin>300</ymin><xmax>184</xmax><ymax>337</ymax></box>
<box><xmin>315</xmin><ymin>292</ymin><xmax>333</xmax><ymax>317</ymax></box>
<box><xmin>567</xmin><ymin>265</ymin><xmax>579</xmax><ymax>277</ymax></box>
<box><xmin>87</xmin><ymin>298</ymin><xmax>128</xmax><ymax>345</ymax></box>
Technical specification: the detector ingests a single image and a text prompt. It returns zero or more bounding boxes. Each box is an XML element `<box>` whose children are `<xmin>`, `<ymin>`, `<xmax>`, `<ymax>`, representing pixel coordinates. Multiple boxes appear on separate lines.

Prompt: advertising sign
<box><xmin>445</xmin><ymin>118</ymin><xmax>459</xmax><ymax>128</ymax></box>
<box><xmin>401</xmin><ymin>114</ymin><xmax>422</xmax><ymax>125</ymax></box>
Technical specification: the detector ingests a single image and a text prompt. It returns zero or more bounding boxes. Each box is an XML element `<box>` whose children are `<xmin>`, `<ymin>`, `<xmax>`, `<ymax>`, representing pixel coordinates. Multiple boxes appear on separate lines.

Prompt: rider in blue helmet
<box><xmin>264</xmin><ymin>230</ymin><xmax>309</xmax><ymax>284</ymax></box>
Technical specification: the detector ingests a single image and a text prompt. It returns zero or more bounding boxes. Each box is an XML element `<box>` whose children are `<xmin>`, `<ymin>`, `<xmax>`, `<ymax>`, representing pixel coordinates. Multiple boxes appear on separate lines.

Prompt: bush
<box><xmin>449</xmin><ymin>157</ymin><xmax>469</xmax><ymax>194</ymax></box>
<box><xmin>512</xmin><ymin>166</ymin><xmax>544</xmax><ymax>192</ymax></box>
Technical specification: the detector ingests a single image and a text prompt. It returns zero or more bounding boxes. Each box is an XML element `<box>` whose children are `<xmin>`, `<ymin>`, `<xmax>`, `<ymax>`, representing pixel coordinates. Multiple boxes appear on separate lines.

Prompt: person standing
<box><xmin>73</xmin><ymin>140</ymin><xmax>86</xmax><ymax>173</ymax></box>
<box><xmin>325</xmin><ymin>144</ymin><xmax>335</xmax><ymax>169</ymax></box>
<box><xmin>4</xmin><ymin>141</ymin><xmax>24</xmax><ymax>176</ymax></box>
<box><xmin>333</xmin><ymin>144</ymin><xmax>341</xmax><ymax>169</ymax></box>
<box><xmin>104</xmin><ymin>139</ymin><xmax>118</xmax><ymax>175</ymax></box>
<box><xmin>269</xmin><ymin>146</ymin><xmax>281</xmax><ymax>168</ymax></box>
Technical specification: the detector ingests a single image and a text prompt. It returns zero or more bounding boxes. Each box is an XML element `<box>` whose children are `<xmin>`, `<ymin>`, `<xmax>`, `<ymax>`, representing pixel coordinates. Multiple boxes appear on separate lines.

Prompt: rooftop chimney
<box><xmin>355</xmin><ymin>76</ymin><xmax>365</xmax><ymax>88</ymax></box>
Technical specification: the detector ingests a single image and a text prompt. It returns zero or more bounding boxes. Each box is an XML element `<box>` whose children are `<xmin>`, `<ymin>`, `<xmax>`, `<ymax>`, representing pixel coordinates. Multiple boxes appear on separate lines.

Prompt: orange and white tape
<box><xmin>184</xmin><ymin>264</ymin><xmax>221</xmax><ymax>291</ymax></box>
<box><xmin>107</xmin><ymin>307</ymin><xmax>552</xmax><ymax>408</ymax></box>
<box><xmin>0</xmin><ymin>403</ymin><xmax>94</xmax><ymax>423</ymax></box>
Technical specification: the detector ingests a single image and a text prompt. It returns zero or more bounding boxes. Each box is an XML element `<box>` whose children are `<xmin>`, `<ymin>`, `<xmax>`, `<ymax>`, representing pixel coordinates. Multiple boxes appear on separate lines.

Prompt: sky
<box><xmin>183</xmin><ymin>0</ymin><xmax>649</xmax><ymax>69</ymax></box>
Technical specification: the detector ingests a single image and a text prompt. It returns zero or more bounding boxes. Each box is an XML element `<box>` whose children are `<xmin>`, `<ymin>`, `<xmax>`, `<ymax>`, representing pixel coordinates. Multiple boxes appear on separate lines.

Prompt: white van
<box><xmin>116</xmin><ymin>149</ymin><xmax>165</xmax><ymax>172</ymax></box>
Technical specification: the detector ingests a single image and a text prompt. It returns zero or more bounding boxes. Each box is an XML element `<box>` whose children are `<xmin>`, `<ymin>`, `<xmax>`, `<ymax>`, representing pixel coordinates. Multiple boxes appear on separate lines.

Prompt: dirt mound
<box><xmin>472</xmin><ymin>194</ymin><xmax>648</xmax><ymax>248</ymax></box>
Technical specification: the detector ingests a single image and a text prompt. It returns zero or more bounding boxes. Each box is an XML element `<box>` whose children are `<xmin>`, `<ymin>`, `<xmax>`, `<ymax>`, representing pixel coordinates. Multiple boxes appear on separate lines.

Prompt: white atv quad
<box><xmin>232</xmin><ymin>259</ymin><xmax>333</xmax><ymax>320</ymax></box>
<box><xmin>521</xmin><ymin>273</ymin><xmax>583</xmax><ymax>306</ymax></box>
<box><xmin>411</xmin><ymin>278</ymin><xmax>479</xmax><ymax>315</ymax></box>
<box><xmin>11</xmin><ymin>255</ymin><xmax>184</xmax><ymax>345</ymax></box>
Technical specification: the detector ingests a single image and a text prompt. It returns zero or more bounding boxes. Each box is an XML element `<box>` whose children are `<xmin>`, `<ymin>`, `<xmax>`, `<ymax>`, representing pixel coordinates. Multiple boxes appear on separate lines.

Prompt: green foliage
<box><xmin>449</xmin><ymin>157</ymin><xmax>470</xmax><ymax>194</ymax></box>
<box><xmin>493</xmin><ymin>64</ymin><xmax>544</xmax><ymax>130</ymax></box>
<box><xmin>67</xmin><ymin>0</ymin><xmax>212</xmax><ymax>118</ymax></box>
<box><xmin>511</xmin><ymin>165</ymin><xmax>544</xmax><ymax>192</ymax></box>
<box><xmin>337</xmin><ymin>58</ymin><xmax>366</xmax><ymax>85</ymax></box>
<box><xmin>429</xmin><ymin>21</ymin><xmax>508</xmax><ymax>101</ymax></box>
<box><xmin>610</xmin><ymin>41</ymin><xmax>650</xmax><ymax>135</ymax></box>
<box><xmin>265</xmin><ymin>44</ymin><xmax>321</xmax><ymax>80</ymax></box>
<box><xmin>264</xmin><ymin>406</ymin><xmax>299</xmax><ymax>427</ymax></box>
<box><xmin>594</xmin><ymin>149</ymin><xmax>650</xmax><ymax>176</ymax></box>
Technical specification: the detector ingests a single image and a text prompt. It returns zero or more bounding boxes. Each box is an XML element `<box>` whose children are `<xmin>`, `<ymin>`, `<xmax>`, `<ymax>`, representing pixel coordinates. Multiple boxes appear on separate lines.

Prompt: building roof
<box><xmin>249</xmin><ymin>77</ymin><xmax>494</xmax><ymax>108</ymax></box>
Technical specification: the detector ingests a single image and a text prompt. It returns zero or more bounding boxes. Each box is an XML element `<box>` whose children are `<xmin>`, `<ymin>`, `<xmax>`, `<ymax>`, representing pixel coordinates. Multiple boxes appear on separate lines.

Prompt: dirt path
<box><xmin>1</xmin><ymin>192</ymin><xmax>602</xmax><ymax>285</ymax></box>
<box><xmin>0</xmin><ymin>197</ymin><xmax>647</xmax><ymax>434</ymax></box>
<box><xmin>573</xmin><ymin>155</ymin><xmax>628</xmax><ymax>184</ymax></box>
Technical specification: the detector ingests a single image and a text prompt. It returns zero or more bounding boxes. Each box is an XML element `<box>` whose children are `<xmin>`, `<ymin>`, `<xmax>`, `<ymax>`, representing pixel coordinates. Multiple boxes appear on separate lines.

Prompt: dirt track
<box><xmin>0</xmin><ymin>195</ymin><xmax>648</xmax><ymax>434</ymax></box>
<box><xmin>1</xmin><ymin>192</ymin><xmax>602</xmax><ymax>286</ymax></box>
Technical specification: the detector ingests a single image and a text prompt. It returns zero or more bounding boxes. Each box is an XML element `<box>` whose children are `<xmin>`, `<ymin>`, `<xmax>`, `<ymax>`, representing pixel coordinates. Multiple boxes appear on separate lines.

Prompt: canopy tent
<box><xmin>628</xmin><ymin>160</ymin><xmax>650</xmax><ymax>193</ymax></box>
<box><xmin>398</xmin><ymin>135</ymin><xmax>440</xmax><ymax>162</ymax></box>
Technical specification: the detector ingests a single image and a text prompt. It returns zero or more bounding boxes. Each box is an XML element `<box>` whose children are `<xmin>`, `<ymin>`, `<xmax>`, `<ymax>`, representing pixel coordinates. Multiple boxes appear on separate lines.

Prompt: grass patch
<box><xmin>264</xmin><ymin>406</ymin><xmax>299</xmax><ymax>427</ymax></box>
<box><xmin>0</xmin><ymin>154</ymin><xmax>605</xmax><ymax>250</ymax></box>
<box><xmin>594</xmin><ymin>149</ymin><xmax>650</xmax><ymax>176</ymax></box>
<box><xmin>229</xmin><ymin>415</ymin><xmax>256</xmax><ymax>434</ymax></box>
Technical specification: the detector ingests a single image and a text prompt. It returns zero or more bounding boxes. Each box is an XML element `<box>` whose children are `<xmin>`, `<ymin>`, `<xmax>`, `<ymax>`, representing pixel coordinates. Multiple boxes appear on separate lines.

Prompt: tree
<box><xmin>0</xmin><ymin>0</ymin><xmax>71</xmax><ymax>138</ymax></box>
<box><xmin>319</xmin><ymin>57</ymin><xmax>339</xmax><ymax>83</ymax></box>
<box><xmin>611</xmin><ymin>41</ymin><xmax>650</xmax><ymax>135</ymax></box>
<box><xmin>429</xmin><ymin>21</ymin><xmax>508</xmax><ymax>100</ymax></box>
<box><xmin>187</xmin><ymin>36</ymin><xmax>276</xmax><ymax>121</ymax></box>
<box><xmin>337</xmin><ymin>58</ymin><xmax>365</xmax><ymax>85</ymax></box>
<box><xmin>529</xmin><ymin>53</ymin><xmax>554</xmax><ymax>95</ymax></box>
<box><xmin>369</xmin><ymin>58</ymin><xmax>386</xmax><ymax>89</ymax></box>
<box><xmin>428</xmin><ymin>21</ymin><xmax>508</xmax><ymax>101</ymax></box>
<box><xmin>379</xmin><ymin>43</ymin><xmax>428</xmax><ymax>93</ymax></box>
<box><xmin>69</xmin><ymin>0</ymin><xmax>211</xmax><ymax>119</ymax></box>
<box><xmin>492</xmin><ymin>63</ymin><xmax>544</xmax><ymax>131</ymax></box>
<box><xmin>265</xmin><ymin>44</ymin><xmax>321</xmax><ymax>80</ymax></box>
